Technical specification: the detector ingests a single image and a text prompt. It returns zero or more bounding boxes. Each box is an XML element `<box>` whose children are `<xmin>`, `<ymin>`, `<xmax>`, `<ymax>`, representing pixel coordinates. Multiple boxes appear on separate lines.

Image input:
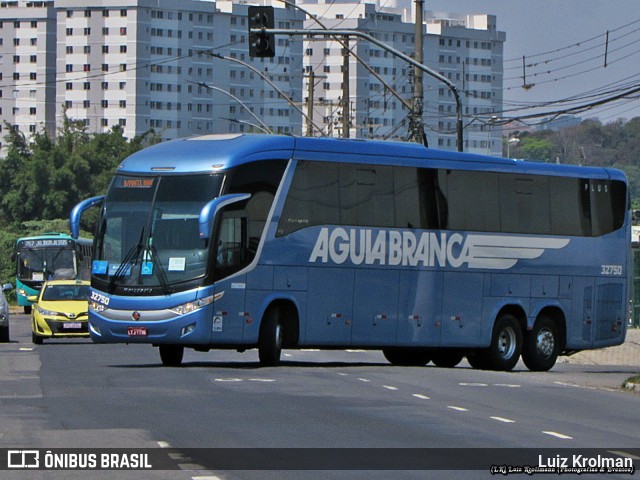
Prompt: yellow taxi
<box><xmin>29</xmin><ymin>279</ymin><xmax>90</xmax><ymax>344</ymax></box>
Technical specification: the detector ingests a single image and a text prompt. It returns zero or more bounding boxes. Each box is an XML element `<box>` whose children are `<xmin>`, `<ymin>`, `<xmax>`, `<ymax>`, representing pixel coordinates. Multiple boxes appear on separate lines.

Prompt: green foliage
<box><xmin>0</xmin><ymin>113</ymin><xmax>158</xmax><ymax>300</ymax></box>
<box><xmin>507</xmin><ymin>116</ymin><xmax>640</xmax><ymax>203</ymax></box>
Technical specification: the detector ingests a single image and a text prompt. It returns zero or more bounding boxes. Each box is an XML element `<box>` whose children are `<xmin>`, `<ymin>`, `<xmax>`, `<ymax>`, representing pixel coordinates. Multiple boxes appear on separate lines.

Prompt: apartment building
<box><xmin>0</xmin><ymin>0</ymin><xmax>502</xmax><ymax>155</ymax></box>
<box><xmin>0</xmin><ymin>0</ymin><xmax>303</xmax><ymax>150</ymax></box>
<box><xmin>299</xmin><ymin>1</ymin><xmax>505</xmax><ymax>155</ymax></box>
<box><xmin>0</xmin><ymin>1</ymin><xmax>56</xmax><ymax>141</ymax></box>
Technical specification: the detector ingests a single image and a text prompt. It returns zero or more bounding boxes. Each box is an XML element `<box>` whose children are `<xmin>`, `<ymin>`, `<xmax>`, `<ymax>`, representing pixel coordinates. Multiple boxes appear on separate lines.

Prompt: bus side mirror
<box><xmin>70</xmin><ymin>195</ymin><xmax>105</xmax><ymax>239</ymax></box>
<box><xmin>199</xmin><ymin>193</ymin><xmax>251</xmax><ymax>240</ymax></box>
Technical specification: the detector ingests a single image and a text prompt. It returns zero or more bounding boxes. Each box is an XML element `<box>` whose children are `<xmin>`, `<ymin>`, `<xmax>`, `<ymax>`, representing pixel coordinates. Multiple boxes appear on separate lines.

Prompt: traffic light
<box><xmin>248</xmin><ymin>6</ymin><xmax>275</xmax><ymax>58</ymax></box>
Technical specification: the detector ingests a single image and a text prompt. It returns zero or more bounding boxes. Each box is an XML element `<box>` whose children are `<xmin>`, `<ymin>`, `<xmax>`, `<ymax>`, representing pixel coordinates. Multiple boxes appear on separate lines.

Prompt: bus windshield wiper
<box><xmin>108</xmin><ymin>228</ymin><xmax>144</xmax><ymax>294</ymax></box>
<box><xmin>148</xmin><ymin>245</ymin><xmax>172</xmax><ymax>295</ymax></box>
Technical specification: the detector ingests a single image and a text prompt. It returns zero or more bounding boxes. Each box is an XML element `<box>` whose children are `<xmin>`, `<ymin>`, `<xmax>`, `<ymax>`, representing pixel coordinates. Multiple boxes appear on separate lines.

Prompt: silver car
<box><xmin>0</xmin><ymin>283</ymin><xmax>12</xmax><ymax>342</ymax></box>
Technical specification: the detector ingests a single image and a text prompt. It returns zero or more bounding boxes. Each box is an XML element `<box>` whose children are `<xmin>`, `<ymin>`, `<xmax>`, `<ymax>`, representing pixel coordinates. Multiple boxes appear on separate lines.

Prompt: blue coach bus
<box><xmin>13</xmin><ymin>233</ymin><xmax>93</xmax><ymax>313</ymax></box>
<box><xmin>70</xmin><ymin>134</ymin><xmax>630</xmax><ymax>371</ymax></box>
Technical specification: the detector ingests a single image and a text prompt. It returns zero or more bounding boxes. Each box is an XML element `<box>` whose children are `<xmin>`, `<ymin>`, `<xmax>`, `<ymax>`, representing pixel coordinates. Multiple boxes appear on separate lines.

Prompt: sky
<box><xmin>417</xmin><ymin>0</ymin><xmax>640</xmax><ymax>127</ymax></box>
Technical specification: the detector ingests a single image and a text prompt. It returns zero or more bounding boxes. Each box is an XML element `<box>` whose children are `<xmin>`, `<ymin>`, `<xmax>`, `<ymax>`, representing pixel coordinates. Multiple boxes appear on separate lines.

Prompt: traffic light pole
<box><xmin>255</xmin><ymin>27</ymin><xmax>464</xmax><ymax>151</ymax></box>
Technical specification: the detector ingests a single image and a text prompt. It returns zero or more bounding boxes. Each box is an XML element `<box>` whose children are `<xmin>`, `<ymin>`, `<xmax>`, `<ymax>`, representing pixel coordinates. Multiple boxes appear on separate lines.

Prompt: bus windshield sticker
<box><xmin>32</xmin><ymin>272</ymin><xmax>44</xmax><ymax>281</ymax></box>
<box><xmin>108</xmin><ymin>263</ymin><xmax>132</xmax><ymax>276</ymax></box>
<box><xmin>141</xmin><ymin>262</ymin><xmax>154</xmax><ymax>275</ymax></box>
<box><xmin>92</xmin><ymin>260</ymin><xmax>108</xmax><ymax>275</ymax></box>
<box><xmin>168</xmin><ymin>257</ymin><xmax>186</xmax><ymax>271</ymax></box>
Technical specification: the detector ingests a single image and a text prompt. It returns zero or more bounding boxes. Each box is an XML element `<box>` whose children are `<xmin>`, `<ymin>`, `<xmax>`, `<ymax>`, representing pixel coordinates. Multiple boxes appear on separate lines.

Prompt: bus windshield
<box><xmin>16</xmin><ymin>244</ymin><xmax>76</xmax><ymax>281</ymax></box>
<box><xmin>93</xmin><ymin>174</ymin><xmax>223</xmax><ymax>289</ymax></box>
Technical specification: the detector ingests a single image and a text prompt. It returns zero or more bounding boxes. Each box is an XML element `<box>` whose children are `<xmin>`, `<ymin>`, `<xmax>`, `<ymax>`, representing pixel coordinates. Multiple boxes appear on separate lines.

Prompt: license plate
<box><xmin>63</xmin><ymin>322</ymin><xmax>81</xmax><ymax>329</ymax></box>
<box><xmin>127</xmin><ymin>326</ymin><xmax>148</xmax><ymax>337</ymax></box>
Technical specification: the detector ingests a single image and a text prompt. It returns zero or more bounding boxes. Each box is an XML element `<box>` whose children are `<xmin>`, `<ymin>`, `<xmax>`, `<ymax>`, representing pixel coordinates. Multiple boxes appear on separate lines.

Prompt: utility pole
<box><xmin>342</xmin><ymin>36</ymin><xmax>350</xmax><ymax>138</ymax></box>
<box><xmin>411</xmin><ymin>0</ymin><xmax>425</xmax><ymax>145</ymax></box>
<box><xmin>306</xmin><ymin>71</ymin><xmax>315</xmax><ymax>136</ymax></box>
<box><xmin>252</xmin><ymin>27</ymin><xmax>465</xmax><ymax>151</ymax></box>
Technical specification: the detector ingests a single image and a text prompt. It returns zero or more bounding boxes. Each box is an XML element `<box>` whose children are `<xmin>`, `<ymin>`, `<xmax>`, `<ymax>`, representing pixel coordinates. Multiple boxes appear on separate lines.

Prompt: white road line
<box><xmin>493</xmin><ymin>384</ymin><xmax>521</xmax><ymax>388</ymax></box>
<box><xmin>157</xmin><ymin>441</ymin><xmax>171</xmax><ymax>448</ymax></box>
<box><xmin>338</xmin><ymin>373</ymin><xmax>348</xmax><ymax>376</ymax></box>
<box><xmin>412</xmin><ymin>394</ymin><xmax>431</xmax><ymax>400</ymax></box>
<box><xmin>554</xmin><ymin>381</ymin><xmax>598</xmax><ymax>390</ymax></box>
<box><xmin>358</xmin><ymin>378</ymin><xmax>371</xmax><ymax>382</ymax></box>
<box><xmin>283</xmin><ymin>353</ymin><xmax>293</xmax><ymax>357</ymax></box>
<box><xmin>346</xmin><ymin>349</ymin><xmax>366</xmax><ymax>352</ymax></box>
<box><xmin>447</xmin><ymin>406</ymin><xmax>469</xmax><ymax>412</ymax></box>
<box><xmin>193</xmin><ymin>477</ymin><xmax>224</xmax><ymax>480</ymax></box>
<box><xmin>213</xmin><ymin>378</ymin><xmax>243</xmax><ymax>382</ymax></box>
<box><xmin>490</xmin><ymin>416</ymin><xmax>515</xmax><ymax>423</ymax></box>
<box><xmin>542</xmin><ymin>431</ymin><xmax>573</xmax><ymax>440</ymax></box>
<box><xmin>383</xmin><ymin>385</ymin><xmax>398</xmax><ymax>391</ymax></box>
<box><xmin>459</xmin><ymin>382</ymin><xmax>488</xmax><ymax>387</ymax></box>
<box><xmin>18</xmin><ymin>347</ymin><xmax>34</xmax><ymax>351</ymax></box>
<box><xmin>248</xmin><ymin>378</ymin><xmax>276</xmax><ymax>382</ymax></box>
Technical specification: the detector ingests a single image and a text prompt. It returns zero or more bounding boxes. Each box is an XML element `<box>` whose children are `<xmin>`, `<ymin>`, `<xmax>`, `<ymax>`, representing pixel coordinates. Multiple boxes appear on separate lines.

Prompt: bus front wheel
<box><xmin>159</xmin><ymin>345</ymin><xmax>184</xmax><ymax>367</ymax></box>
<box><xmin>382</xmin><ymin>348</ymin><xmax>431</xmax><ymax>366</ymax></box>
<box><xmin>258</xmin><ymin>308</ymin><xmax>283</xmax><ymax>367</ymax></box>
<box><xmin>483</xmin><ymin>314</ymin><xmax>522</xmax><ymax>371</ymax></box>
<box><xmin>522</xmin><ymin>316</ymin><xmax>560</xmax><ymax>372</ymax></box>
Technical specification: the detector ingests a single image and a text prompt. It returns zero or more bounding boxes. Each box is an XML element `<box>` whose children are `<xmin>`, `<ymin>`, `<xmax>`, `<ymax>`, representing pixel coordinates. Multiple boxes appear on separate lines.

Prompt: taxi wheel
<box><xmin>0</xmin><ymin>325</ymin><xmax>9</xmax><ymax>343</ymax></box>
<box><xmin>32</xmin><ymin>332</ymin><xmax>43</xmax><ymax>345</ymax></box>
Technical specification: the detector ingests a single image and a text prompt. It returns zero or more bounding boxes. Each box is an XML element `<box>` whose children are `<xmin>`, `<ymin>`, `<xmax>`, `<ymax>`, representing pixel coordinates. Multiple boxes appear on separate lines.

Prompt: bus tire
<box><xmin>522</xmin><ymin>316</ymin><xmax>560</xmax><ymax>372</ymax></box>
<box><xmin>382</xmin><ymin>348</ymin><xmax>431</xmax><ymax>366</ymax></box>
<box><xmin>24</xmin><ymin>306</ymin><xmax>32</xmax><ymax>314</ymax></box>
<box><xmin>32</xmin><ymin>332</ymin><xmax>43</xmax><ymax>345</ymax></box>
<box><xmin>466</xmin><ymin>351</ymin><xmax>490</xmax><ymax>369</ymax></box>
<box><xmin>159</xmin><ymin>345</ymin><xmax>184</xmax><ymax>367</ymax></box>
<box><xmin>430</xmin><ymin>350</ymin><xmax>464</xmax><ymax>368</ymax></box>
<box><xmin>484</xmin><ymin>314</ymin><xmax>522</xmax><ymax>371</ymax></box>
<box><xmin>258</xmin><ymin>308</ymin><xmax>283</xmax><ymax>367</ymax></box>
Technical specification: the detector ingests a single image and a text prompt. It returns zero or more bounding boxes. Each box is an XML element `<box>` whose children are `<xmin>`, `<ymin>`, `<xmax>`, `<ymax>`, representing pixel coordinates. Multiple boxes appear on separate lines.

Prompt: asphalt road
<box><xmin>1</xmin><ymin>313</ymin><xmax>639</xmax><ymax>480</ymax></box>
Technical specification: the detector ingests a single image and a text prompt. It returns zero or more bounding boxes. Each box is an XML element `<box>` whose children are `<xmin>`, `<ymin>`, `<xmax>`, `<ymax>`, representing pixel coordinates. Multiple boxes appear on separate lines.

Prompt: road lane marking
<box><xmin>383</xmin><ymin>385</ymin><xmax>398</xmax><ymax>391</ymax></box>
<box><xmin>490</xmin><ymin>416</ymin><xmax>515</xmax><ymax>423</ymax></box>
<box><xmin>358</xmin><ymin>378</ymin><xmax>371</xmax><ymax>382</ymax></box>
<box><xmin>157</xmin><ymin>441</ymin><xmax>171</xmax><ymax>448</ymax></box>
<box><xmin>493</xmin><ymin>384</ymin><xmax>521</xmax><ymax>388</ymax></box>
<box><xmin>412</xmin><ymin>394</ymin><xmax>431</xmax><ymax>400</ymax></box>
<box><xmin>459</xmin><ymin>382</ymin><xmax>488</xmax><ymax>387</ymax></box>
<box><xmin>214</xmin><ymin>378</ymin><xmax>243</xmax><ymax>382</ymax></box>
<box><xmin>447</xmin><ymin>406</ymin><xmax>469</xmax><ymax>412</ymax></box>
<box><xmin>248</xmin><ymin>378</ymin><xmax>276</xmax><ymax>382</ymax></box>
<box><xmin>543</xmin><ymin>431</ymin><xmax>573</xmax><ymax>439</ymax></box>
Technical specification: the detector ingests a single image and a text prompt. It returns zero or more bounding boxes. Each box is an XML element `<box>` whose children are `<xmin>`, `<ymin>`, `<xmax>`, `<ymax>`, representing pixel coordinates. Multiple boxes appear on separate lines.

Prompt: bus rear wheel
<box><xmin>382</xmin><ymin>348</ymin><xmax>431</xmax><ymax>366</ymax></box>
<box><xmin>258</xmin><ymin>308</ymin><xmax>283</xmax><ymax>367</ymax></box>
<box><xmin>482</xmin><ymin>314</ymin><xmax>522</xmax><ymax>371</ymax></box>
<box><xmin>0</xmin><ymin>325</ymin><xmax>9</xmax><ymax>343</ymax></box>
<box><xmin>159</xmin><ymin>345</ymin><xmax>184</xmax><ymax>367</ymax></box>
<box><xmin>430</xmin><ymin>350</ymin><xmax>464</xmax><ymax>368</ymax></box>
<box><xmin>522</xmin><ymin>316</ymin><xmax>560</xmax><ymax>372</ymax></box>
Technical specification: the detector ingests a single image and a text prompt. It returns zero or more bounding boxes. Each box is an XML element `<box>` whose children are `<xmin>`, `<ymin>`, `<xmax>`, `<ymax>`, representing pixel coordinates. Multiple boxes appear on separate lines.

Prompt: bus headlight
<box><xmin>169</xmin><ymin>295</ymin><xmax>214</xmax><ymax>316</ymax></box>
<box><xmin>90</xmin><ymin>301</ymin><xmax>106</xmax><ymax>313</ymax></box>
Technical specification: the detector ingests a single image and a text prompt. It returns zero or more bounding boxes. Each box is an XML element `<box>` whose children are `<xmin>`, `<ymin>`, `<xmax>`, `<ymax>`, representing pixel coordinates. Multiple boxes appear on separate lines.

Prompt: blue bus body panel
<box><xmin>87</xmin><ymin>134</ymin><xmax>631</xmax><ymax>353</ymax></box>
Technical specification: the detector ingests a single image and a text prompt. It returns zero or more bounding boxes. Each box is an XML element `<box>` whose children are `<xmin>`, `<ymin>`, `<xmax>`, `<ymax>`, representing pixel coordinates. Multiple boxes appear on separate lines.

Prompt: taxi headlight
<box><xmin>169</xmin><ymin>295</ymin><xmax>214</xmax><ymax>316</ymax></box>
<box><xmin>36</xmin><ymin>305</ymin><xmax>59</xmax><ymax>317</ymax></box>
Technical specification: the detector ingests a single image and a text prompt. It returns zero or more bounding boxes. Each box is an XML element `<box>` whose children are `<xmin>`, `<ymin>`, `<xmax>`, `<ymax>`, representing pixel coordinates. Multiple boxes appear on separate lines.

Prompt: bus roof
<box><xmin>116</xmin><ymin>133</ymin><xmax>626</xmax><ymax>182</ymax></box>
